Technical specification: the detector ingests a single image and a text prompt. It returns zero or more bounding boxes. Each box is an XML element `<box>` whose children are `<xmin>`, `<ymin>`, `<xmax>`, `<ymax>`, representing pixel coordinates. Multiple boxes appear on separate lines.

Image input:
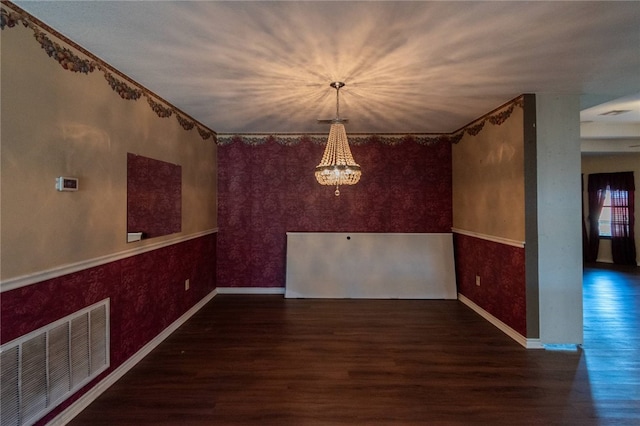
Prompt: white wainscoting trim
<box><xmin>47</xmin><ymin>289</ymin><xmax>218</xmax><ymax>426</ymax></box>
<box><xmin>451</xmin><ymin>228</ymin><xmax>525</xmax><ymax>248</ymax></box>
<box><xmin>1</xmin><ymin>229</ymin><xmax>218</xmax><ymax>293</ymax></box>
<box><xmin>216</xmin><ymin>287</ymin><xmax>285</xmax><ymax>295</ymax></box>
<box><xmin>458</xmin><ymin>293</ymin><xmax>543</xmax><ymax>349</ymax></box>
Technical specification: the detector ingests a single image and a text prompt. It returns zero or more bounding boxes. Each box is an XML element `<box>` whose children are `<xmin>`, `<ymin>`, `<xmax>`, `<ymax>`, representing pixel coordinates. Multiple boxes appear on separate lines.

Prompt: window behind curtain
<box><xmin>598</xmin><ymin>188</ymin><xmax>631</xmax><ymax>238</ymax></box>
<box><xmin>598</xmin><ymin>188</ymin><xmax>613</xmax><ymax>237</ymax></box>
<box><xmin>587</xmin><ymin>171</ymin><xmax>636</xmax><ymax>265</ymax></box>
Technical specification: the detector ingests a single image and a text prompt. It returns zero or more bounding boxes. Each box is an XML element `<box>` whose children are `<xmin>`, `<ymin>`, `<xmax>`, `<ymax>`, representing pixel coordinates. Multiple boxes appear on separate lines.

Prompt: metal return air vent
<box><xmin>1</xmin><ymin>299</ymin><xmax>110</xmax><ymax>426</ymax></box>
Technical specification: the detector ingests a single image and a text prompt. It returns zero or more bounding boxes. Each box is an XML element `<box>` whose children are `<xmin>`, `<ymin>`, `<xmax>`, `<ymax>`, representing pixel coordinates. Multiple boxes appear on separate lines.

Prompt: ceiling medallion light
<box><xmin>315</xmin><ymin>82</ymin><xmax>361</xmax><ymax>196</ymax></box>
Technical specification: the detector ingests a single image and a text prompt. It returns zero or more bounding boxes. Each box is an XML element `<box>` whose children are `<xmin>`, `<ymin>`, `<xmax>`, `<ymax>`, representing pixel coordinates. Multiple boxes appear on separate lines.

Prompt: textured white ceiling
<box><xmin>13</xmin><ymin>1</ymin><xmax>640</xmax><ymax>135</ymax></box>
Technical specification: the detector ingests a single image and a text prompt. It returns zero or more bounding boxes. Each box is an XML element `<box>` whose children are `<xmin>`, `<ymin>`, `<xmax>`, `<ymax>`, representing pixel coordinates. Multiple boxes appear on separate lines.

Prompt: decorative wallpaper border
<box><xmin>216</xmin><ymin>133</ymin><xmax>452</xmax><ymax>147</ymax></box>
<box><xmin>0</xmin><ymin>2</ymin><xmax>216</xmax><ymax>142</ymax></box>
<box><xmin>218</xmin><ymin>97</ymin><xmax>524</xmax><ymax>146</ymax></box>
<box><xmin>449</xmin><ymin>96</ymin><xmax>525</xmax><ymax>144</ymax></box>
<box><xmin>2</xmin><ymin>1</ymin><xmax>523</xmax><ymax>147</ymax></box>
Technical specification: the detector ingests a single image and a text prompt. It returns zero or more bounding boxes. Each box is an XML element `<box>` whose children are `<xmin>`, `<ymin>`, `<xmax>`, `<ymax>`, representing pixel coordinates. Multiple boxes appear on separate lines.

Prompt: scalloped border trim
<box><xmin>219</xmin><ymin>96</ymin><xmax>525</xmax><ymax>146</ymax></box>
<box><xmin>1</xmin><ymin>2</ymin><xmax>216</xmax><ymax>142</ymax></box>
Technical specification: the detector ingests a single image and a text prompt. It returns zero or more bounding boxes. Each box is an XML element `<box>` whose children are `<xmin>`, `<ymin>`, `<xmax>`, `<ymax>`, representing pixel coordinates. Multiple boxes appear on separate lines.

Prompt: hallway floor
<box><xmin>582</xmin><ymin>263</ymin><xmax>640</xmax><ymax>422</ymax></box>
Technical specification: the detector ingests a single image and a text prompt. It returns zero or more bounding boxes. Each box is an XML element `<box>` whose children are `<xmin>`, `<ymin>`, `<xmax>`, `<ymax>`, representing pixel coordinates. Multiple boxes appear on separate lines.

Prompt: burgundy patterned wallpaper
<box><xmin>127</xmin><ymin>153</ymin><xmax>182</xmax><ymax>239</ymax></box>
<box><xmin>454</xmin><ymin>233</ymin><xmax>526</xmax><ymax>336</ymax></box>
<box><xmin>1</xmin><ymin>233</ymin><xmax>216</xmax><ymax>425</ymax></box>
<box><xmin>217</xmin><ymin>137</ymin><xmax>452</xmax><ymax>288</ymax></box>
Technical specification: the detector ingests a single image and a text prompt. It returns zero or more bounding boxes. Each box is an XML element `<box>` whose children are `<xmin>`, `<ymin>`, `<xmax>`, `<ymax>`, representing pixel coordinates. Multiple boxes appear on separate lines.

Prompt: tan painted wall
<box><xmin>1</xmin><ymin>24</ymin><xmax>217</xmax><ymax>280</ymax></box>
<box><xmin>452</xmin><ymin>105</ymin><xmax>525</xmax><ymax>242</ymax></box>
<box><xmin>581</xmin><ymin>153</ymin><xmax>640</xmax><ymax>263</ymax></box>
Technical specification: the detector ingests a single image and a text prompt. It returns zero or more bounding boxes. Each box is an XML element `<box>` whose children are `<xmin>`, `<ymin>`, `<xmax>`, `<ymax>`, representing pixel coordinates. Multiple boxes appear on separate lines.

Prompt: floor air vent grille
<box><xmin>1</xmin><ymin>298</ymin><xmax>109</xmax><ymax>426</ymax></box>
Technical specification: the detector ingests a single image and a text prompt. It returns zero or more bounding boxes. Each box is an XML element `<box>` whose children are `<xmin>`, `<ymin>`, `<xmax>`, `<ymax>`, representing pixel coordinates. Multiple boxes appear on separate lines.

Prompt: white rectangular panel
<box><xmin>285</xmin><ymin>233</ymin><xmax>457</xmax><ymax>299</ymax></box>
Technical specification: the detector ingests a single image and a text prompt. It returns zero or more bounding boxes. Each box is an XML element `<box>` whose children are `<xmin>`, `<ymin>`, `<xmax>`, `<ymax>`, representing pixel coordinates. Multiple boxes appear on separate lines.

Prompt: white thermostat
<box><xmin>56</xmin><ymin>176</ymin><xmax>79</xmax><ymax>191</ymax></box>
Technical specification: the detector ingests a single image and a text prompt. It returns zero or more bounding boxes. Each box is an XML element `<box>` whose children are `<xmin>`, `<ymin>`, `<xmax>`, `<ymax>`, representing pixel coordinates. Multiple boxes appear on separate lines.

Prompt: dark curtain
<box><xmin>587</xmin><ymin>175</ymin><xmax>607</xmax><ymax>262</ymax></box>
<box><xmin>582</xmin><ymin>174</ymin><xmax>589</xmax><ymax>262</ymax></box>
<box><xmin>587</xmin><ymin>172</ymin><xmax>636</xmax><ymax>265</ymax></box>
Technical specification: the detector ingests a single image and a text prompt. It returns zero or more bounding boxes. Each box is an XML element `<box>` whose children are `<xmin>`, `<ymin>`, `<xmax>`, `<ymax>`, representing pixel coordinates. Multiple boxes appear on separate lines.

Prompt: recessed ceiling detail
<box><xmin>0</xmin><ymin>3</ymin><xmax>217</xmax><ymax>141</ymax></box>
<box><xmin>599</xmin><ymin>110</ymin><xmax>632</xmax><ymax>116</ymax></box>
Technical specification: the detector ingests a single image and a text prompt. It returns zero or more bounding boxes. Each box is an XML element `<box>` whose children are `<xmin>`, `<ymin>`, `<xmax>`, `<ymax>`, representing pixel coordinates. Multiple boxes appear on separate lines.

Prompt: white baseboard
<box><xmin>458</xmin><ymin>293</ymin><xmax>543</xmax><ymax>349</ymax></box>
<box><xmin>47</xmin><ymin>289</ymin><xmax>218</xmax><ymax>426</ymax></box>
<box><xmin>216</xmin><ymin>287</ymin><xmax>285</xmax><ymax>295</ymax></box>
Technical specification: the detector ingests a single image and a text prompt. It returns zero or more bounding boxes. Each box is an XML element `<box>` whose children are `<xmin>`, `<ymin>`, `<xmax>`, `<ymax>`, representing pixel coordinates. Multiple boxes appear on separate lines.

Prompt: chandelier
<box><xmin>315</xmin><ymin>82</ymin><xmax>361</xmax><ymax>196</ymax></box>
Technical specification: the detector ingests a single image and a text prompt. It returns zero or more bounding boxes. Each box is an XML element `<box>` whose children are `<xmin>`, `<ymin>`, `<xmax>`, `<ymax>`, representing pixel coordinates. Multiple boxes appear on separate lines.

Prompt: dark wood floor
<box><xmin>68</xmin><ymin>264</ymin><xmax>640</xmax><ymax>425</ymax></box>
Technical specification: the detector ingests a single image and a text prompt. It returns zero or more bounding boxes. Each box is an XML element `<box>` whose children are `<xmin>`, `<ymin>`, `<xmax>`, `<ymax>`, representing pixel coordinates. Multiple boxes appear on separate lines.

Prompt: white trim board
<box><xmin>458</xmin><ymin>293</ymin><xmax>543</xmax><ymax>349</ymax></box>
<box><xmin>451</xmin><ymin>228</ymin><xmax>525</xmax><ymax>248</ymax></box>
<box><xmin>216</xmin><ymin>287</ymin><xmax>285</xmax><ymax>295</ymax></box>
<box><xmin>47</xmin><ymin>289</ymin><xmax>218</xmax><ymax>426</ymax></box>
<box><xmin>1</xmin><ymin>229</ymin><xmax>218</xmax><ymax>293</ymax></box>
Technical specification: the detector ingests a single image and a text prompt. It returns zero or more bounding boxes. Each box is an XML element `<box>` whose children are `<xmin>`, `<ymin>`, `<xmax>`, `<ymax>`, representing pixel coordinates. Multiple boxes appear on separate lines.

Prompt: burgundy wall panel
<box><xmin>127</xmin><ymin>153</ymin><xmax>182</xmax><ymax>238</ymax></box>
<box><xmin>1</xmin><ymin>233</ymin><xmax>216</xmax><ymax>425</ymax></box>
<box><xmin>454</xmin><ymin>233</ymin><xmax>526</xmax><ymax>336</ymax></box>
<box><xmin>217</xmin><ymin>137</ymin><xmax>452</xmax><ymax>288</ymax></box>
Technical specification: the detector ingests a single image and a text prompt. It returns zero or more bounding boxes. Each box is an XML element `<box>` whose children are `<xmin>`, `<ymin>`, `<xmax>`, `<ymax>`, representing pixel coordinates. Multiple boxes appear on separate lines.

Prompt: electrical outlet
<box><xmin>475</xmin><ymin>275</ymin><xmax>481</xmax><ymax>286</ymax></box>
<box><xmin>185</xmin><ymin>279</ymin><xmax>190</xmax><ymax>291</ymax></box>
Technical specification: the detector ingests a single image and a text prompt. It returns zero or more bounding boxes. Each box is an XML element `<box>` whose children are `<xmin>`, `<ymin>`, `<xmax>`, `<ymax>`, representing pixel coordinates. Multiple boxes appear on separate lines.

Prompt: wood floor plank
<box><xmin>67</xmin><ymin>265</ymin><xmax>640</xmax><ymax>425</ymax></box>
